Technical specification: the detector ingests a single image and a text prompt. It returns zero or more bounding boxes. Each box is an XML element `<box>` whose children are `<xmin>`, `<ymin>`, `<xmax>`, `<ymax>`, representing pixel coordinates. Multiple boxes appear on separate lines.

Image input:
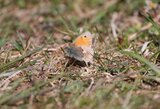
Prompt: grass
<box><xmin>121</xmin><ymin>50</ymin><xmax>160</xmax><ymax>76</ymax></box>
<box><xmin>0</xmin><ymin>0</ymin><xmax>160</xmax><ymax>109</ymax></box>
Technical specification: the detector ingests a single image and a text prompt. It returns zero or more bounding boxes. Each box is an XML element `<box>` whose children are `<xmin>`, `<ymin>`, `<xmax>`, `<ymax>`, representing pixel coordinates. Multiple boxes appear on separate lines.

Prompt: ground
<box><xmin>0</xmin><ymin>0</ymin><xmax>160</xmax><ymax>109</ymax></box>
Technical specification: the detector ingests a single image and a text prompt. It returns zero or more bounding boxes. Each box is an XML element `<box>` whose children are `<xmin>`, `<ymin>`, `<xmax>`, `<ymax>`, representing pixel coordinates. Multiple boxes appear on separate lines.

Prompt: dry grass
<box><xmin>0</xmin><ymin>0</ymin><xmax>160</xmax><ymax>109</ymax></box>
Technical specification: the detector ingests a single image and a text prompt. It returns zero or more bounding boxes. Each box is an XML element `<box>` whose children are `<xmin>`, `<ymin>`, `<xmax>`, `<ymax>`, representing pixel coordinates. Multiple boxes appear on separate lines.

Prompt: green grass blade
<box><xmin>144</xmin><ymin>14</ymin><xmax>160</xmax><ymax>33</ymax></box>
<box><xmin>121</xmin><ymin>50</ymin><xmax>160</xmax><ymax>76</ymax></box>
<box><xmin>0</xmin><ymin>47</ymin><xmax>43</xmax><ymax>73</ymax></box>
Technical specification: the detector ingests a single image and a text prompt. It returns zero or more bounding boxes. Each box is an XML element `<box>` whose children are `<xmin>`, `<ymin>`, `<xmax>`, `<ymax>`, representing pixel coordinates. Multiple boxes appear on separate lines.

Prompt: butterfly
<box><xmin>64</xmin><ymin>31</ymin><xmax>94</xmax><ymax>66</ymax></box>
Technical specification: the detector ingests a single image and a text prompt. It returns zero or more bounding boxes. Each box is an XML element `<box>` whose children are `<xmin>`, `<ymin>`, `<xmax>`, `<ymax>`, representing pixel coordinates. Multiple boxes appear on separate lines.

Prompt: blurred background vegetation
<box><xmin>0</xmin><ymin>0</ymin><xmax>160</xmax><ymax>109</ymax></box>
